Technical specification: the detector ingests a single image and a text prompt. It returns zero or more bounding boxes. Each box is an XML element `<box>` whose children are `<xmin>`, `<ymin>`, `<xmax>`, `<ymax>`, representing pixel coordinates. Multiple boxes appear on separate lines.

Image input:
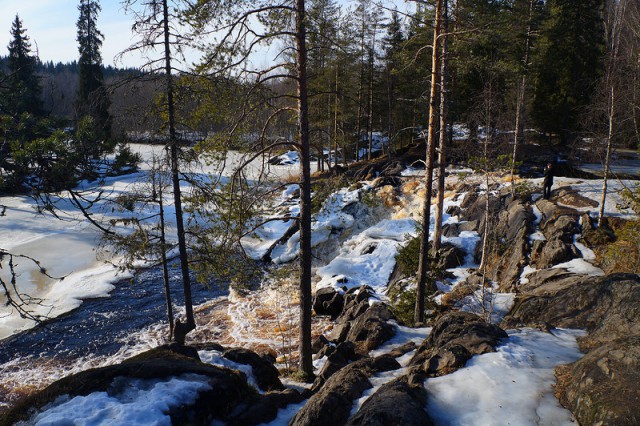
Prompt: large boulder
<box><xmin>2</xmin><ymin>345</ymin><xmax>253</xmax><ymax>426</ymax></box>
<box><xmin>555</xmin><ymin>336</ymin><xmax>640</xmax><ymax>425</ymax></box>
<box><xmin>410</xmin><ymin>311</ymin><xmax>507</xmax><ymax>377</ymax></box>
<box><xmin>222</xmin><ymin>347</ymin><xmax>284</xmax><ymax>392</ymax></box>
<box><xmin>313</xmin><ymin>286</ymin><xmax>345</xmax><ymax>319</ymax></box>
<box><xmin>501</xmin><ymin>273</ymin><xmax>640</xmax><ymax>350</ymax></box>
<box><xmin>346</xmin><ymin>378</ymin><xmax>433</xmax><ymax>426</ymax></box>
<box><xmin>344</xmin><ymin>304</ymin><xmax>396</xmax><ymax>351</ymax></box>
<box><xmin>435</xmin><ymin>243</ymin><xmax>467</xmax><ymax>270</ymax></box>
<box><xmin>228</xmin><ymin>388</ymin><xmax>305</xmax><ymax>426</ymax></box>
<box><xmin>290</xmin><ymin>356</ymin><xmax>401</xmax><ymax>426</ymax></box>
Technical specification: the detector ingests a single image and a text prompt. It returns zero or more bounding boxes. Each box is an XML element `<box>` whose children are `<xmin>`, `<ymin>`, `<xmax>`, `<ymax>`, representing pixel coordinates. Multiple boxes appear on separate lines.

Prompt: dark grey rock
<box><xmin>346</xmin><ymin>378</ymin><xmax>432</xmax><ymax>426</ymax></box>
<box><xmin>223</xmin><ymin>347</ymin><xmax>284</xmax><ymax>392</ymax></box>
<box><xmin>410</xmin><ymin>311</ymin><xmax>507</xmax><ymax>376</ymax></box>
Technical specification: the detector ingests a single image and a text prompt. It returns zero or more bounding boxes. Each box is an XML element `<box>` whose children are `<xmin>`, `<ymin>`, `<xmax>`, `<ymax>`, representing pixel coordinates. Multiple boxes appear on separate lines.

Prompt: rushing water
<box><xmin>0</xmin><ymin>261</ymin><xmax>226</xmax><ymax>408</ymax></box>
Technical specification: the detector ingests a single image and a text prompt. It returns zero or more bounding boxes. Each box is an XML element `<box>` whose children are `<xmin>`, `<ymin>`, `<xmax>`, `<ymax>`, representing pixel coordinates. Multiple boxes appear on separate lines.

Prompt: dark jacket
<box><xmin>543</xmin><ymin>165</ymin><xmax>554</xmax><ymax>185</ymax></box>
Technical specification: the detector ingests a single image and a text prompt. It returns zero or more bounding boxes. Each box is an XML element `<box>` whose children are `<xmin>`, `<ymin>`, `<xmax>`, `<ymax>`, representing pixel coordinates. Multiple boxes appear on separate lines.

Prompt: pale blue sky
<box><xmin>0</xmin><ymin>0</ymin><xmax>414</xmax><ymax>68</ymax></box>
<box><xmin>0</xmin><ymin>0</ymin><xmax>140</xmax><ymax>66</ymax></box>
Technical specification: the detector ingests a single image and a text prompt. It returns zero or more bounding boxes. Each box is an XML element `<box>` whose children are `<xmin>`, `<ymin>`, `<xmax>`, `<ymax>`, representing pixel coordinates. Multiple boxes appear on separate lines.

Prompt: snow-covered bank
<box><xmin>425</xmin><ymin>328</ymin><xmax>585</xmax><ymax>425</ymax></box>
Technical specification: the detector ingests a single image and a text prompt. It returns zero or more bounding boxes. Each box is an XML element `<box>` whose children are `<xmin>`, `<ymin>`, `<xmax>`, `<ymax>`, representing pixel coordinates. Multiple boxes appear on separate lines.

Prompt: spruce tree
<box><xmin>7</xmin><ymin>15</ymin><xmax>42</xmax><ymax>118</ymax></box>
<box><xmin>531</xmin><ymin>0</ymin><xmax>606</xmax><ymax>143</ymax></box>
<box><xmin>76</xmin><ymin>0</ymin><xmax>112</xmax><ymax>147</ymax></box>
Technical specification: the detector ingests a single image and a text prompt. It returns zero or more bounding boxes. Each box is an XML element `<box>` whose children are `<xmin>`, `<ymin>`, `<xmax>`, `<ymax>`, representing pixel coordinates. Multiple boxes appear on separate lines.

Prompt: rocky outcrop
<box><xmin>490</xmin><ymin>199</ymin><xmax>533</xmax><ymax>291</ymax></box>
<box><xmin>313</xmin><ymin>286</ymin><xmax>345</xmax><ymax>319</ymax></box>
<box><xmin>346</xmin><ymin>377</ymin><xmax>432</xmax><ymax>426</ymax></box>
<box><xmin>502</xmin><ymin>272</ymin><xmax>640</xmax><ymax>425</ymax></box>
<box><xmin>555</xmin><ymin>337</ymin><xmax>640</xmax><ymax>426</ymax></box>
<box><xmin>530</xmin><ymin>199</ymin><xmax>581</xmax><ymax>269</ymax></box>
<box><xmin>501</xmin><ymin>273</ymin><xmax>640</xmax><ymax>350</ymax></box>
<box><xmin>2</xmin><ymin>345</ymin><xmax>254</xmax><ymax>426</ymax></box>
<box><xmin>222</xmin><ymin>347</ymin><xmax>284</xmax><ymax>392</ymax></box>
<box><xmin>290</xmin><ymin>356</ymin><xmax>402</xmax><ymax>426</ymax></box>
<box><xmin>316</xmin><ymin>286</ymin><xmax>397</xmax><ymax>353</ymax></box>
<box><xmin>409</xmin><ymin>311</ymin><xmax>507</xmax><ymax>377</ymax></box>
<box><xmin>229</xmin><ymin>388</ymin><xmax>305</xmax><ymax>425</ymax></box>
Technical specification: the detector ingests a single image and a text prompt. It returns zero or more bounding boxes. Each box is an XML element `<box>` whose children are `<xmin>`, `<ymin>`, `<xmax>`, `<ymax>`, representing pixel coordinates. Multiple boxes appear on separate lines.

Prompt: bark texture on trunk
<box><xmin>415</xmin><ymin>0</ymin><xmax>443</xmax><ymax>325</ymax></box>
<box><xmin>295</xmin><ymin>0</ymin><xmax>314</xmax><ymax>378</ymax></box>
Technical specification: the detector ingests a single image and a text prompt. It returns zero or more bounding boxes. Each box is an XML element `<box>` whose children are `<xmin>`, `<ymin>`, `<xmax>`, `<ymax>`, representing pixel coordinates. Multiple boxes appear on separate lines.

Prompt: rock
<box><xmin>488</xmin><ymin>200</ymin><xmax>534</xmax><ymax>290</ymax></box>
<box><xmin>328</xmin><ymin>323</ymin><xmax>351</xmax><ymax>343</ymax></box>
<box><xmin>410</xmin><ymin>311</ymin><xmax>507</xmax><ymax>376</ymax></box>
<box><xmin>386</xmin><ymin>341</ymin><xmax>417</xmax><ymax>358</ymax></box>
<box><xmin>290</xmin><ymin>360</ymin><xmax>374</xmax><ymax>426</ymax></box>
<box><xmin>312</xmin><ymin>342</ymin><xmax>361</xmax><ymax>392</ymax></box>
<box><xmin>346</xmin><ymin>378</ymin><xmax>432</xmax><ymax>426</ymax></box>
<box><xmin>345</xmin><ymin>304</ymin><xmax>396</xmax><ymax>351</ymax></box>
<box><xmin>556</xmin><ymin>336</ymin><xmax>640</xmax><ymax>426</ymax></box>
<box><xmin>435</xmin><ymin>243</ymin><xmax>467</xmax><ymax>270</ymax></box>
<box><xmin>3</xmin><ymin>347</ymin><xmax>253</xmax><ymax>426</ymax></box>
<box><xmin>312</xmin><ymin>335</ymin><xmax>329</xmax><ymax>354</ymax></box>
<box><xmin>313</xmin><ymin>287</ymin><xmax>345</xmax><ymax>319</ymax></box>
<box><xmin>532</xmin><ymin>239</ymin><xmax>575</xmax><ymax>269</ymax></box>
<box><xmin>222</xmin><ymin>348</ymin><xmax>284</xmax><ymax>392</ymax></box>
<box><xmin>229</xmin><ymin>388</ymin><xmax>305</xmax><ymax>426</ymax></box>
<box><xmin>291</xmin><ymin>357</ymin><xmax>401</xmax><ymax>426</ymax></box>
<box><xmin>554</xmin><ymin>188</ymin><xmax>600</xmax><ymax>209</ymax></box>
<box><xmin>501</xmin><ymin>273</ymin><xmax>640</xmax><ymax>350</ymax></box>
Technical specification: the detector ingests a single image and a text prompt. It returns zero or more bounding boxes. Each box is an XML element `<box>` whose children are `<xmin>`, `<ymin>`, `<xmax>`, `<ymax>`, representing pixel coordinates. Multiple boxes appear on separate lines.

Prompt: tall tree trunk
<box><xmin>162</xmin><ymin>0</ymin><xmax>194</xmax><ymax>344</ymax></box>
<box><xmin>355</xmin><ymin>10</ymin><xmax>366</xmax><ymax>162</ymax></box>
<box><xmin>334</xmin><ymin>66</ymin><xmax>340</xmax><ymax>169</ymax></box>
<box><xmin>154</xmin><ymin>160</ymin><xmax>174</xmax><ymax>339</ymax></box>
<box><xmin>599</xmin><ymin>0</ymin><xmax>626</xmax><ymax>225</ymax></box>
<box><xmin>295</xmin><ymin>0</ymin><xmax>313</xmax><ymax>378</ymax></box>
<box><xmin>599</xmin><ymin>84</ymin><xmax>615</xmax><ymax>225</ymax></box>
<box><xmin>433</xmin><ymin>0</ymin><xmax>449</xmax><ymax>253</ymax></box>
<box><xmin>415</xmin><ymin>0</ymin><xmax>442</xmax><ymax>325</ymax></box>
<box><xmin>510</xmin><ymin>0</ymin><xmax>535</xmax><ymax>196</ymax></box>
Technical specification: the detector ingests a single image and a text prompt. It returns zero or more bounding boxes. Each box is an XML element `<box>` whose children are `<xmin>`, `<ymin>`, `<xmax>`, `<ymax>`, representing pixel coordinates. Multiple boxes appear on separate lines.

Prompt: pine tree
<box><xmin>76</xmin><ymin>0</ymin><xmax>112</xmax><ymax>146</ymax></box>
<box><xmin>7</xmin><ymin>15</ymin><xmax>42</xmax><ymax>117</ymax></box>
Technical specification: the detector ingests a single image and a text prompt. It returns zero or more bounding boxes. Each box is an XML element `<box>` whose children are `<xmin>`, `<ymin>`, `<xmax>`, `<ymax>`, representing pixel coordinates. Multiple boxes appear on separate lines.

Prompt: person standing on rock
<box><xmin>543</xmin><ymin>163</ymin><xmax>554</xmax><ymax>199</ymax></box>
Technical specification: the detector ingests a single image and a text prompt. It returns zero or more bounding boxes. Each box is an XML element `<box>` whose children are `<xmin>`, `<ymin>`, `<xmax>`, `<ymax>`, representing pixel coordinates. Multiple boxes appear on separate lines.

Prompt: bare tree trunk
<box><xmin>599</xmin><ymin>84</ymin><xmax>615</xmax><ymax>225</ymax></box>
<box><xmin>295</xmin><ymin>0</ymin><xmax>313</xmax><ymax>378</ymax></box>
<box><xmin>161</xmin><ymin>0</ymin><xmax>194</xmax><ymax>344</ymax></box>
<box><xmin>334</xmin><ymin>67</ymin><xmax>340</xmax><ymax>169</ymax></box>
<box><xmin>367</xmin><ymin>26</ymin><xmax>376</xmax><ymax>161</ymax></box>
<box><xmin>433</xmin><ymin>0</ymin><xmax>449</xmax><ymax>253</ymax></box>
<box><xmin>415</xmin><ymin>0</ymin><xmax>443</xmax><ymax>325</ymax></box>
<box><xmin>510</xmin><ymin>0</ymin><xmax>535</xmax><ymax>196</ymax></box>
<box><xmin>599</xmin><ymin>0</ymin><xmax>626</xmax><ymax>225</ymax></box>
<box><xmin>154</xmin><ymin>160</ymin><xmax>174</xmax><ymax>339</ymax></box>
<box><xmin>355</xmin><ymin>9</ymin><xmax>366</xmax><ymax>162</ymax></box>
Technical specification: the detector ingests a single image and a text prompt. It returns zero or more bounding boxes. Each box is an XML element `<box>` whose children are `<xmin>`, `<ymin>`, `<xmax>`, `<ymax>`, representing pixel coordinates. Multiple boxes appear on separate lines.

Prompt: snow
<box><xmin>425</xmin><ymin>328</ymin><xmax>585</xmax><ymax>426</ymax></box>
<box><xmin>269</xmin><ymin>186</ymin><xmax>365</xmax><ymax>264</ymax></box>
<box><xmin>458</xmin><ymin>287</ymin><xmax>516</xmax><ymax>324</ymax></box>
<box><xmin>552</xmin><ymin>177</ymin><xmax>637</xmax><ymax>219</ymax></box>
<box><xmin>198</xmin><ymin>350</ymin><xmax>261</xmax><ymax>391</ymax></box>
<box><xmin>369</xmin><ymin>321</ymin><xmax>431</xmax><ymax>367</ymax></box>
<box><xmin>573</xmin><ymin>235</ymin><xmax>596</xmax><ymax>261</ymax></box>
<box><xmin>519</xmin><ymin>265</ymin><xmax>538</xmax><ymax>285</ymax></box>
<box><xmin>553</xmin><ymin>258</ymin><xmax>605</xmax><ymax>276</ymax></box>
<box><xmin>315</xmin><ymin>218</ymin><xmax>418</xmax><ymax>293</ymax></box>
<box><xmin>30</xmin><ymin>374</ymin><xmax>212</xmax><ymax>426</ymax></box>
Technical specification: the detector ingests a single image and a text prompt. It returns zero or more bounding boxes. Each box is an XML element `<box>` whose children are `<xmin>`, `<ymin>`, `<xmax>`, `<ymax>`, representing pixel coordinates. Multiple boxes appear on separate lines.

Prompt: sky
<box><xmin>0</xmin><ymin>0</ymin><xmax>142</xmax><ymax>67</ymax></box>
<box><xmin>0</xmin><ymin>0</ymin><xmax>415</xmax><ymax>69</ymax></box>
